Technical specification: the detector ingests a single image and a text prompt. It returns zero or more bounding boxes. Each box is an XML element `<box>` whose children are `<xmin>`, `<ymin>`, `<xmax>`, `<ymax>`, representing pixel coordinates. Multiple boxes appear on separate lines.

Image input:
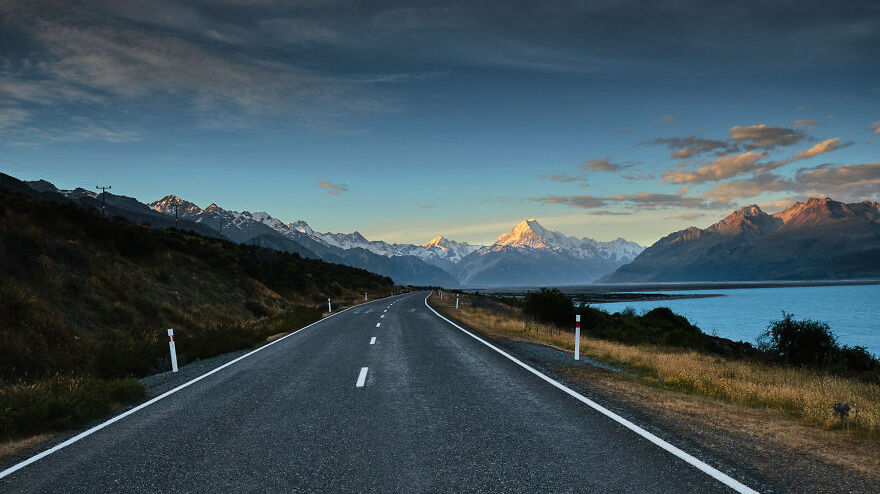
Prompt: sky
<box><xmin>1</xmin><ymin>0</ymin><xmax>879</xmax><ymax>246</ymax></box>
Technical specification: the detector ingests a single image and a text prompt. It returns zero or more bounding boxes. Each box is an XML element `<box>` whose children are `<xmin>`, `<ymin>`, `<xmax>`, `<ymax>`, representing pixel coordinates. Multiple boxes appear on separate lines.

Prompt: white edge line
<box><xmin>0</xmin><ymin>294</ymin><xmax>397</xmax><ymax>480</ymax></box>
<box><xmin>356</xmin><ymin>367</ymin><xmax>369</xmax><ymax>387</ymax></box>
<box><xmin>423</xmin><ymin>292</ymin><xmax>758</xmax><ymax>494</ymax></box>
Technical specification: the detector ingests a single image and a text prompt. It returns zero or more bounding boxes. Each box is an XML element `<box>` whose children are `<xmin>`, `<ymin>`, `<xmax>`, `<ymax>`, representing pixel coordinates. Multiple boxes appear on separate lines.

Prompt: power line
<box><xmin>95</xmin><ymin>185</ymin><xmax>111</xmax><ymax>217</ymax></box>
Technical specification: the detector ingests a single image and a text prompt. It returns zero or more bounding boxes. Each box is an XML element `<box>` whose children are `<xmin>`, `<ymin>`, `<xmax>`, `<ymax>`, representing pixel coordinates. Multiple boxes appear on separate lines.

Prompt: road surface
<box><xmin>1</xmin><ymin>292</ymin><xmax>758</xmax><ymax>493</ymax></box>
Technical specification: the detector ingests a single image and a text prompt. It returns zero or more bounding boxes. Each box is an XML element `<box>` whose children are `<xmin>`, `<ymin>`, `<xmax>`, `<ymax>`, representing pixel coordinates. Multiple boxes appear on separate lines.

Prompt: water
<box><xmin>591</xmin><ymin>284</ymin><xmax>880</xmax><ymax>354</ymax></box>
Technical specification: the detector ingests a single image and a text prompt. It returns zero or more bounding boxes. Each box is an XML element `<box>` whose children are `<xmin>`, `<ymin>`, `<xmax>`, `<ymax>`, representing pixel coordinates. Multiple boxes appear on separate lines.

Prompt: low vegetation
<box><xmin>0</xmin><ymin>188</ymin><xmax>394</xmax><ymax>441</ymax></box>
<box><xmin>432</xmin><ymin>290</ymin><xmax>880</xmax><ymax>437</ymax></box>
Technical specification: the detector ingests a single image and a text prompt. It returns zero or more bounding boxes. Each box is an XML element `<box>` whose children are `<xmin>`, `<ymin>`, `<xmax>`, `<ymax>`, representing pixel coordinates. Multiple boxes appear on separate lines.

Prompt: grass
<box><xmin>430</xmin><ymin>292</ymin><xmax>880</xmax><ymax>437</ymax></box>
<box><xmin>0</xmin><ymin>376</ymin><xmax>145</xmax><ymax>440</ymax></box>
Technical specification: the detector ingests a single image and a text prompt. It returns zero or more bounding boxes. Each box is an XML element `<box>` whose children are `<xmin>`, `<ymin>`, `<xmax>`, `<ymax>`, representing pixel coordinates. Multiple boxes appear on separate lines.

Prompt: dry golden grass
<box><xmin>430</xmin><ymin>293</ymin><xmax>880</xmax><ymax>437</ymax></box>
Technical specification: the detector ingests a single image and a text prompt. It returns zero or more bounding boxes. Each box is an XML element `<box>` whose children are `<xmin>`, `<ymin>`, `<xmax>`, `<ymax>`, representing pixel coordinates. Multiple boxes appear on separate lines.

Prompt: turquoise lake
<box><xmin>591</xmin><ymin>284</ymin><xmax>880</xmax><ymax>354</ymax></box>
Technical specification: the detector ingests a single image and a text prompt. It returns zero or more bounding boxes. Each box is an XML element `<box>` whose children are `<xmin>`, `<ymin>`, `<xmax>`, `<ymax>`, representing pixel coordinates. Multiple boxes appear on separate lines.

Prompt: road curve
<box><xmin>1</xmin><ymin>291</ymin><xmax>758</xmax><ymax>493</ymax></box>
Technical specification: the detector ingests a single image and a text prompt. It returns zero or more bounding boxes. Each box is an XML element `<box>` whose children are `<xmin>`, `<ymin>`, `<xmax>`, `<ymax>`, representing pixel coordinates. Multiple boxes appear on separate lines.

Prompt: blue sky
<box><xmin>1</xmin><ymin>0</ymin><xmax>879</xmax><ymax>245</ymax></box>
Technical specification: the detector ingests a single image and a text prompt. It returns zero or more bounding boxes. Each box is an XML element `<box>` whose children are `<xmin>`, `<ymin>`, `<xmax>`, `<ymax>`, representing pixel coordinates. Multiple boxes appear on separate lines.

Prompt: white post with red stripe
<box><xmin>574</xmin><ymin>315</ymin><xmax>581</xmax><ymax>361</ymax></box>
<box><xmin>167</xmin><ymin>328</ymin><xmax>179</xmax><ymax>372</ymax></box>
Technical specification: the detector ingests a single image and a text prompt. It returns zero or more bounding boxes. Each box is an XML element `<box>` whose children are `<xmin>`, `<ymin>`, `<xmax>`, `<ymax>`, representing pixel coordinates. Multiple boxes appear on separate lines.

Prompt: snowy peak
<box><xmin>494</xmin><ymin>219</ymin><xmax>554</xmax><ymax>249</ymax></box>
<box><xmin>291</xmin><ymin>220</ymin><xmax>314</xmax><ymax>235</ymax></box>
<box><xmin>149</xmin><ymin>195</ymin><xmax>202</xmax><ymax>216</ymax></box>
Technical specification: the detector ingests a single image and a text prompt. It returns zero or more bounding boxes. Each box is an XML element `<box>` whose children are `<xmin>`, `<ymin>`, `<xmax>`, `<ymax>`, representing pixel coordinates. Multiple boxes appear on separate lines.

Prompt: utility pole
<box><xmin>95</xmin><ymin>185</ymin><xmax>111</xmax><ymax>217</ymax></box>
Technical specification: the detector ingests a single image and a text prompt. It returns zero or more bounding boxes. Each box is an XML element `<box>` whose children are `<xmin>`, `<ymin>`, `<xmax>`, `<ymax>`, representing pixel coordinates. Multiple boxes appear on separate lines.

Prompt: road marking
<box><xmin>380</xmin><ymin>314</ymin><xmax>385</xmax><ymax>318</ymax></box>
<box><xmin>0</xmin><ymin>295</ymin><xmax>396</xmax><ymax>480</ymax></box>
<box><xmin>376</xmin><ymin>322</ymin><xmax>381</xmax><ymax>327</ymax></box>
<box><xmin>370</xmin><ymin>337</ymin><xmax>376</xmax><ymax>345</ymax></box>
<box><xmin>423</xmin><ymin>293</ymin><xmax>759</xmax><ymax>494</ymax></box>
<box><xmin>383</xmin><ymin>309</ymin><xmax>387</xmax><ymax>312</ymax></box>
<box><xmin>356</xmin><ymin>367</ymin><xmax>369</xmax><ymax>387</ymax></box>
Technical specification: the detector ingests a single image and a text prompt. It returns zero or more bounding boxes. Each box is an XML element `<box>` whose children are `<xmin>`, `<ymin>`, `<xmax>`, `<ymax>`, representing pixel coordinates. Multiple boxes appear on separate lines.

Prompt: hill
<box><xmin>0</xmin><ymin>173</ymin><xmax>393</xmax><ymax>438</ymax></box>
<box><xmin>603</xmin><ymin>198</ymin><xmax>880</xmax><ymax>282</ymax></box>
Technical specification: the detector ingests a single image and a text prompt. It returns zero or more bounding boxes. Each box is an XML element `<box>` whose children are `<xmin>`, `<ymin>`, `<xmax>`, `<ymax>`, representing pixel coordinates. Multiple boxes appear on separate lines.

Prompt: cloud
<box><xmin>0</xmin><ymin>108</ymin><xmax>32</xmax><ymax>130</ymax></box>
<box><xmin>663</xmin><ymin>115</ymin><xmax>677</xmax><ymax>123</ymax></box>
<box><xmin>794</xmin><ymin>162</ymin><xmax>880</xmax><ymax>198</ymax></box>
<box><xmin>729</xmin><ymin>124</ymin><xmax>807</xmax><ymax>149</ymax></box>
<box><xmin>615</xmin><ymin>129</ymin><xmax>632</xmax><ymax>134</ymax></box>
<box><xmin>528</xmin><ymin>192</ymin><xmax>717</xmax><ymax>211</ymax></box>
<box><xmin>702</xmin><ymin>162</ymin><xmax>880</xmax><ymax>202</ymax></box>
<box><xmin>647</xmin><ymin>135</ymin><xmax>736</xmax><ymax>159</ymax></box>
<box><xmin>664</xmin><ymin>212</ymin><xmax>704</xmax><ymax>221</ymax></box>
<box><xmin>793</xmin><ymin>119</ymin><xmax>818</xmax><ymax>128</ymax></box>
<box><xmin>870</xmin><ymin>121</ymin><xmax>880</xmax><ymax>136</ymax></box>
<box><xmin>663</xmin><ymin>151</ymin><xmax>767</xmax><ymax>184</ymax></box>
<box><xmin>664</xmin><ymin>137</ymin><xmax>852</xmax><ymax>185</ymax></box>
<box><xmin>702</xmin><ymin>173</ymin><xmax>792</xmax><ymax>202</ymax></box>
<box><xmin>318</xmin><ymin>180</ymin><xmax>349</xmax><ymax>195</ymax></box>
<box><xmin>418</xmin><ymin>204</ymin><xmax>434</xmax><ymax>210</ymax></box>
<box><xmin>580</xmin><ymin>158</ymin><xmax>627</xmax><ymax>172</ymax></box>
<box><xmin>541</xmin><ymin>173</ymin><xmax>589</xmax><ymax>185</ymax></box>
<box><xmin>787</xmin><ymin>137</ymin><xmax>853</xmax><ymax>161</ymax></box>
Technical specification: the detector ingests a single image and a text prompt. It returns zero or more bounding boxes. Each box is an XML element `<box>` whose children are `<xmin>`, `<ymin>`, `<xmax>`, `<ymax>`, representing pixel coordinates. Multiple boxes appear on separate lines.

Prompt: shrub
<box><xmin>523</xmin><ymin>288</ymin><xmax>575</xmax><ymax>329</ymax></box>
<box><xmin>758</xmin><ymin>312</ymin><xmax>839</xmax><ymax>367</ymax></box>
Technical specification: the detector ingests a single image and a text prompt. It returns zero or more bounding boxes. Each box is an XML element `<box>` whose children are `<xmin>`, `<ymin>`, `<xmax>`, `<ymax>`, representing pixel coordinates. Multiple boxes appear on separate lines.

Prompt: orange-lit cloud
<box><xmin>318</xmin><ymin>179</ymin><xmax>348</xmax><ymax>195</ymax></box>
<box><xmin>663</xmin><ymin>151</ymin><xmax>767</xmax><ymax>184</ymax></box>
<box><xmin>729</xmin><ymin>124</ymin><xmax>806</xmax><ymax>149</ymax></box>
<box><xmin>870</xmin><ymin>121</ymin><xmax>880</xmax><ymax>136</ymax></box>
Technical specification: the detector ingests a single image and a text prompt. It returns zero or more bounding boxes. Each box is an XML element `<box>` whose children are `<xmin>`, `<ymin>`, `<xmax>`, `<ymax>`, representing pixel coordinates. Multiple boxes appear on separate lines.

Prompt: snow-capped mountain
<box><xmin>454</xmin><ymin>219</ymin><xmax>644</xmax><ymax>287</ymax></box>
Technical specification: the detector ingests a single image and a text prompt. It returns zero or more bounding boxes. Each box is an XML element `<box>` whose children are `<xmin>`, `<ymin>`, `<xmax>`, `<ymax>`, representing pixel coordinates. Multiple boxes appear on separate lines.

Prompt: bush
<box><xmin>523</xmin><ymin>288</ymin><xmax>575</xmax><ymax>329</ymax></box>
<box><xmin>758</xmin><ymin>312</ymin><xmax>838</xmax><ymax>367</ymax></box>
<box><xmin>759</xmin><ymin>312</ymin><xmax>880</xmax><ymax>379</ymax></box>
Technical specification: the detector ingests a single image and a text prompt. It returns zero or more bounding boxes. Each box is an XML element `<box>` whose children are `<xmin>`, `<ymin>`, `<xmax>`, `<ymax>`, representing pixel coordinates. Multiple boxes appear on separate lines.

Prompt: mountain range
<box><xmin>4</xmin><ymin>173</ymin><xmax>877</xmax><ymax>285</ymax></box>
<box><xmin>603</xmin><ymin>198</ymin><xmax>880</xmax><ymax>282</ymax></box>
<box><xmin>11</xmin><ymin>175</ymin><xmax>642</xmax><ymax>287</ymax></box>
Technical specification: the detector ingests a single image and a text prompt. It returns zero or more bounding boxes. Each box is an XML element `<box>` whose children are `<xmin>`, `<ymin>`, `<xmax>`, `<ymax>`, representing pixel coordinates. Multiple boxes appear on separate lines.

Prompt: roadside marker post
<box><xmin>167</xmin><ymin>329</ymin><xmax>179</xmax><ymax>372</ymax></box>
<box><xmin>364</xmin><ymin>292</ymin><xmax>368</xmax><ymax>301</ymax></box>
<box><xmin>455</xmin><ymin>296</ymin><xmax>459</xmax><ymax>309</ymax></box>
<box><xmin>328</xmin><ymin>298</ymin><xmax>332</xmax><ymax>313</ymax></box>
<box><xmin>574</xmin><ymin>315</ymin><xmax>581</xmax><ymax>361</ymax></box>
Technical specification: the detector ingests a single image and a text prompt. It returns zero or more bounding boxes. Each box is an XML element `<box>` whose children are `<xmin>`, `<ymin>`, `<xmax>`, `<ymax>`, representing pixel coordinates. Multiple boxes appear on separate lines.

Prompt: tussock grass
<box><xmin>431</xmin><ymin>293</ymin><xmax>880</xmax><ymax>437</ymax></box>
<box><xmin>0</xmin><ymin>376</ymin><xmax>145</xmax><ymax>440</ymax></box>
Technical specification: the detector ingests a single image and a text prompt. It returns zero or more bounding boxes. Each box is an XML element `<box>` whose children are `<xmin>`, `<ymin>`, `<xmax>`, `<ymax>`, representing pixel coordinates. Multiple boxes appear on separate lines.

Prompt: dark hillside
<box><xmin>0</xmin><ymin>178</ymin><xmax>392</xmax><ymax>439</ymax></box>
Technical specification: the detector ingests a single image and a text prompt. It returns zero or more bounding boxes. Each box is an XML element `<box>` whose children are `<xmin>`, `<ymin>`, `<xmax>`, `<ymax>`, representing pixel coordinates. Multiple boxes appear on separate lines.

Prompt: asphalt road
<box><xmin>1</xmin><ymin>292</ymin><xmax>757</xmax><ymax>493</ymax></box>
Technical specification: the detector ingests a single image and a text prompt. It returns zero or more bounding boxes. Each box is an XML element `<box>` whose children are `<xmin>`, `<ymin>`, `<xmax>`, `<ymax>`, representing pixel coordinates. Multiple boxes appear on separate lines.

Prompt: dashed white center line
<box><xmin>376</xmin><ymin>322</ymin><xmax>381</xmax><ymax>327</ymax></box>
<box><xmin>380</xmin><ymin>314</ymin><xmax>385</xmax><ymax>318</ymax></box>
<box><xmin>370</xmin><ymin>337</ymin><xmax>376</xmax><ymax>345</ymax></box>
<box><xmin>356</xmin><ymin>367</ymin><xmax>368</xmax><ymax>387</ymax></box>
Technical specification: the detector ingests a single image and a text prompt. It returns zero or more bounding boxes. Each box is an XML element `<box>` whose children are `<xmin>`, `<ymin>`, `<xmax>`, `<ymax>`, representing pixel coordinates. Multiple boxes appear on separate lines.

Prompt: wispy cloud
<box><xmin>702</xmin><ymin>162</ymin><xmax>880</xmax><ymax>202</ymax></box>
<box><xmin>418</xmin><ymin>204</ymin><xmax>434</xmax><ymax>210</ymax></box>
<box><xmin>541</xmin><ymin>173</ymin><xmax>589</xmax><ymax>186</ymax></box>
<box><xmin>794</xmin><ymin>119</ymin><xmax>818</xmax><ymax>128</ymax></box>
<box><xmin>664</xmin><ymin>212</ymin><xmax>704</xmax><ymax>221</ymax></box>
<box><xmin>580</xmin><ymin>158</ymin><xmax>627</xmax><ymax>173</ymax></box>
<box><xmin>528</xmin><ymin>192</ymin><xmax>718</xmax><ymax>211</ymax></box>
<box><xmin>663</xmin><ymin>151</ymin><xmax>768</xmax><ymax>184</ymax></box>
<box><xmin>870</xmin><ymin>121</ymin><xmax>880</xmax><ymax>136</ymax></box>
<box><xmin>646</xmin><ymin>135</ymin><xmax>736</xmax><ymax>159</ymax></box>
<box><xmin>728</xmin><ymin>124</ymin><xmax>807</xmax><ymax>149</ymax></box>
<box><xmin>319</xmin><ymin>180</ymin><xmax>349</xmax><ymax>196</ymax></box>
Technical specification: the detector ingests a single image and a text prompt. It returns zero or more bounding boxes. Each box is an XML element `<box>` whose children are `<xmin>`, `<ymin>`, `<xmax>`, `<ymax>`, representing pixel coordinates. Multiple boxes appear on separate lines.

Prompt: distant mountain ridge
<box><xmin>13</xmin><ymin>175</ymin><xmax>644</xmax><ymax>287</ymax></box>
<box><xmin>604</xmin><ymin>198</ymin><xmax>880</xmax><ymax>282</ymax></box>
